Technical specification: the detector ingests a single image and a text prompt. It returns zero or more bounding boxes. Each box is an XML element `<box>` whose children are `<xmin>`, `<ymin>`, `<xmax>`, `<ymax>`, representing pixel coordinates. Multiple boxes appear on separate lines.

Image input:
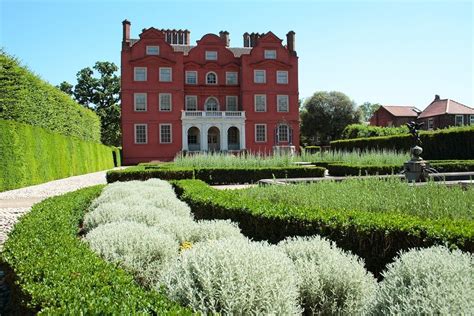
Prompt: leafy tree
<box><xmin>57</xmin><ymin>62</ymin><xmax>121</xmax><ymax>146</ymax></box>
<box><xmin>359</xmin><ymin>102</ymin><xmax>381</xmax><ymax>122</ymax></box>
<box><xmin>300</xmin><ymin>91</ymin><xmax>361</xmax><ymax>144</ymax></box>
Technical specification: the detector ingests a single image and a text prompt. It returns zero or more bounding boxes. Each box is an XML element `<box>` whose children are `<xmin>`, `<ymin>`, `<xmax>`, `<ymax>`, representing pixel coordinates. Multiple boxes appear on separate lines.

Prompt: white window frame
<box><xmin>206</xmin><ymin>71</ymin><xmax>218</xmax><ymax>85</ymax></box>
<box><xmin>278</xmin><ymin>124</ymin><xmax>289</xmax><ymax>142</ymax></box>
<box><xmin>205</xmin><ymin>97</ymin><xmax>219</xmax><ymax>111</ymax></box>
<box><xmin>277</xmin><ymin>70</ymin><xmax>288</xmax><ymax>84</ymax></box>
<box><xmin>455</xmin><ymin>115</ymin><xmax>464</xmax><ymax>126</ymax></box>
<box><xmin>159</xmin><ymin>93</ymin><xmax>172</xmax><ymax>112</ymax></box>
<box><xmin>255</xmin><ymin>124</ymin><xmax>267</xmax><ymax>142</ymax></box>
<box><xmin>226</xmin><ymin>96</ymin><xmax>238</xmax><ymax>111</ymax></box>
<box><xmin>254</xmin><ymin>70</ymin><xmax>266</xmax><ymax>83</ymax></box>
<box><xmin>134</xmin><ymin>67</ymin><xmax>147</xmax><ymax>81</ymax></box>
<box><xmin>159</xmin><ymin>67</ymin><xmax>172</xmax><ymax>82</ymax></box>
<box><xmin>427</xmin><ymin>118</ymin><xmax>434</xmax><ymax>130</ymax></box>
<box><xmin>470</xmin><ymin>115</ymin><xmax>474</xmax><ymax>125</ymax></box>
<box><xmin>185</xmin><ymin>95</ymin><xmax>197</xmax><ymax>111</ymax></box>
<box><xmin>134</xmin><ymin>124</ymin><xmax>147</xmax><ymax>144</ymax></box>
<box><xmin>254</xmin><ymin>94</ymin><xmax>267</xmax><ymax>112</ymax></box>
<box><xmin>159</xmin><ymin>124</ymin><xmax>172</xmax><ymax>144</ymax></box>
<box><xmin>185</xmin><ymin>71</ymin><xmax>197</xmax><ymax>84</ymax></box>
<box><xmin>226</xmin><ymin>72</ymin><xmax>238</xmax><ymax>85</ymax></box>
<box><xmin>146</xmin><ymin>46</ymin><xmax>160</xmax><ymax>55</ymax></box>
<box><xmin>205</xmin><ymin>51</ymin><xmax>218</xmax><ymax>60</ymax></box>
<box><xmin>264</xmin><ymin>50</ymin><xmax>277</xmax><ymax>59</ymax></box>
<box><xmin>133</xmin><ymin>93</ymin><xmax>147</xmax><ymax>112</ymax></box>
<box><xmin>277</xmin><ymin>95</ymin><xmax>289</xmax><ymax>112</ymax></box>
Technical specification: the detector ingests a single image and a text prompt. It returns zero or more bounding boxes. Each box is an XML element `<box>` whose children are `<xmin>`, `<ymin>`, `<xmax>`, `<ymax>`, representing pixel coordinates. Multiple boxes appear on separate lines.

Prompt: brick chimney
<box><xmin>243</xmin><ymin>32</ymin><xmax>250</xmax><ymax>47</ymax></box>
<box><xmin>434</xmin><ymin>94</ymin><xmax>441</xmax><ymax>101</ymax></box>
<box><xmin>286</xmin><ymin>31</ymin><xmax>295</xmax><ymax>52</ymax></box>
<box><xmin>122</xmin><ymin>19</ymin><xmax>131</xmax><ymax>48</ymax></box>
<box><xmin>184</xmin><ymin>30</ymin><xmax>190</xmax><ymax>45</ymax></box>
<box><xmin>219</xmin><ymin>31</ymin><xmax>230</xmax><ymax>46</ymax></box>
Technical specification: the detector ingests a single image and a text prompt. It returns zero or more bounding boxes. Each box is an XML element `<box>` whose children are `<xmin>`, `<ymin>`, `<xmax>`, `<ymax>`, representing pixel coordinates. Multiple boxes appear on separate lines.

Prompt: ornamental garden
<box><xmin>1</xmin><ymin>52</ymin><xmax>473</xmax><ymax>314</ymax></box>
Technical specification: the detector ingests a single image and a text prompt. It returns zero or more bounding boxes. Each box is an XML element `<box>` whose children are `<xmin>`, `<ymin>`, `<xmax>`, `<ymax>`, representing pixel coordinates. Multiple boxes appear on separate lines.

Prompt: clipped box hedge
<box><xmin>0</xmin><ymin>120</ymin><xmax>119</xmax><ymax>192</ymax></box>
<box><xmin>0</xmin><ymin>186</ymin><xmax>190</xmax><ymax>314</ymax></box>
<box><xmin>107</xmin><ymin>166</ymin><xmax>325</xmax><ymax>185</ymax></box>
<box><xmin>327</xmin><ymin>160</ymin><xmax>474</xmax><ymax>176</ymax></box>
<box><xmin>173</xmin><ymin>180</ymin><xmax>474</xmax><ymax>276</ymax></box>
<box><xmin>0</xmin><ymin>51</ymin><xmax>100</xmax><ymax>142</ymax></box>
<box><xmin>330</xmin><ymin>125</ymin><xmax>474</xmax><ymax>160</ymax></box>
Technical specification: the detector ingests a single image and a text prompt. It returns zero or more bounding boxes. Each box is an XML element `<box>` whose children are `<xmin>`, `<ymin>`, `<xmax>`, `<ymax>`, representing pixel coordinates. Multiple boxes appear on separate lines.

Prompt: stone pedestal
<box><xmin>404</xmin><ymin>160</ymin><xmax>430</xmax><ymax>182</ymax></box>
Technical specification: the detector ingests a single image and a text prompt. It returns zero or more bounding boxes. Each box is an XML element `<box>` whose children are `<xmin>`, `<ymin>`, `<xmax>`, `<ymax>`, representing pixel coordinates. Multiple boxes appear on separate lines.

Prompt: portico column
<box><xmin>200</xmin><ymin>124</ymin><xmax>208</xmax><ymax>151</ymax></box>
<box><xmin>220</xmin><ymin>124</ymin><xmax>228</xmax><ymax>151</ymax></box>
<box><xmin>240</xmin><ymin>123</ymin><xmax>246</xmax><ymax>149</ymax></box>
<box><xmin>182</xmin><ymin>124</ymin><xmax>188</xmax><ymax>151</ymax></box>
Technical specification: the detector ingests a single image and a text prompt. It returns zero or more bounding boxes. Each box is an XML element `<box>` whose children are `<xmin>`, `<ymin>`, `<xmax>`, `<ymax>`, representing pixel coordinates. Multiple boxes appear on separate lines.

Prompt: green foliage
<box><xmin>107</xmin><ymin>166</ymin><xmax>325</xmax><ymax>184</ymax></box>
<box><xmin>0</xmin><ymin>51</ymin><xmax>100</xmax><ymax>142</ymax></box>
<box><xmin>0</xmin><ymin>186</ymin><xmax>190</xmax><ymax>314</ymax></box>
<box><xmin>0</xmin><ymin>120</ymin><xmax>118</xmax><ymax>192</ymax></box>
<box><xmin>375</xmin><ymin>246</ymin><xmax>474</xmax><ymax>314</ymax></box>
<box><xmin>331</xmin><ymin>125</ymin><xmax>474</xmax><ymax>160</ymax></box>
<box><xmin>358</xmin><ymin>102</ymin><xmax>381</xmax><ymax>122</ymax></box>
<box><xmin>305</xmin><ymin>148</ymin><xmax>408</xmax><ymax>166</ymax></box>
<box><xmin>341</xmin><ymin>123</ymin><xmax>409</xmax><ymax>139</ymax></box>
<box><xmin>279</xmin><ymin>236</ymin><xmax>377</xmax><ymax>314</ymax></box>
<box><xmin>174</xmin><ymin>152</ymin><xmax>303</xmax><ymax>168</ymax></box>
<box><xmin>160</xmin><ymin>238</ymin><xmax>301</xmax><ymax>315</ymax></box>
<box><xmin>300</xmin><ymin>91</ymin><xmax>361</xmax><ymax>144</ymax></box>
<box><xmin>174</xmin><ymin>179</ymin><xmax>474</xmax><ymax>275</ymax></box>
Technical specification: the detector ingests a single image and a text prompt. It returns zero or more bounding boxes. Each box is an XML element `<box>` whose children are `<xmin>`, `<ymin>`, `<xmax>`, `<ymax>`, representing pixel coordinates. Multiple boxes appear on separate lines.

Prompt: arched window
<box><xmin>278</xmin><ymin>124</ymin><xmax>289</xmax><ymax>142</ymax></box>
<box><xmin>206</xmin><ymin>72</ymin><xmax>217</xmax><ymax>84</ymax></box>
<box><xmin>205</xmin><ymin>97</ymin><xmax>219</xmax><ymax>111</ymax></box>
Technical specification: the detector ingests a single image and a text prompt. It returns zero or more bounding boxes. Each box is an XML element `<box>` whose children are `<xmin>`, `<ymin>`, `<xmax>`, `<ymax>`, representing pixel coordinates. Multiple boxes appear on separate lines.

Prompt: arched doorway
<box><xmin>187</xmin><ymin>127</ymin><xmax>200</xmax><ymax>151</ymax></box>
<box><xmin>227</xmin><ymin>126</ymin><xmax>240</xmax><ymax>150</ymax></box>
<box><xmin>205</xmin><ymin>97</ymin><xmax>219</xmax><ymax>111</ymax></box>
<box><xmin>207</xmin><ymin>126</ymin><xmax>220</xmax><ymax>151</ymax></box>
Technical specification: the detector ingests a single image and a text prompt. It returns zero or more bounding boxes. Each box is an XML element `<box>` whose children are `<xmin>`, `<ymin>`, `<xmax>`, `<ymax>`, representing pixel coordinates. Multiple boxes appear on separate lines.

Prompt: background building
<box><xmin>369</xmin><ymin>105</ymin><xmax>420</xmax><ymax>127</ymax></box>
<box><xmin>417</xmin><ymin>95</ymin><xmax>474</xmax><ymax>130</ymax></box>
<box><xmin>121</xmin><ymin>20</ymin><xmax>299</xmax><ymax>164</ymax></box>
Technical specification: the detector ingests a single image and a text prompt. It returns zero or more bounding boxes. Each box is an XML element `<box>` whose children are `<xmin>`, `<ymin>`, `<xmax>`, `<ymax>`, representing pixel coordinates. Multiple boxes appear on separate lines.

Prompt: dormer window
<box><xmin>146</xmin><ymin>46</ymin><xmax>160</xmax><ymax>55</ymax></box>
<box><xmin>205</xmin><ymin>51</ymin><xmax>218</xmax><ymax>60</ymax></box>
<box><xmin>206</xmin><ymin>72</ymin><xmax>217</xmax><ymax>84</ymax></box>
<box><xmin>264</xmin><ymin>50</ymin><xmax>277</xmax><ymax>59</ymax></box>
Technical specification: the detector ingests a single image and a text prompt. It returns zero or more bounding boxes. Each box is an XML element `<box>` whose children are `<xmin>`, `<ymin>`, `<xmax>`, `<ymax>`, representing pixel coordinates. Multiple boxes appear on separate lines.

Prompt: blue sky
<box><xmin>1</xmin><ymin>0</ymin><xmax>472</xmax><ymax>109</ymax></box>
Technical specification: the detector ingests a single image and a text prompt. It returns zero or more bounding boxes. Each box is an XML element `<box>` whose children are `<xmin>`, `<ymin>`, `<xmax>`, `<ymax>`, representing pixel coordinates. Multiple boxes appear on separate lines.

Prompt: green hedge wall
<box><xmin>330</xmin><ymin>126</ymin><xmax>474</xmax><ymax>160</ymax></box>
<box><xmin>107</xmin><ymin>166</ymin><xmax>326</xmax><ymax>184</ymax></box>
<box><xmin>0</xmin><ymin>51</ymin><xmax>100</xmax><ymax>142</ymax></box>
<box><xmin>0</xmin><ymin>186</ymin><xmax>190</xmax><ymax>314</ymax></box>
<box><xmin>0</xmin><ymin>120</ymin><xmax>118</xmax><ymax>192</ymax></box>
<box><xmin>341</xmin><ymin>124</ymin><xmax>409</xmax><ymax>139</ymax></box>
<box><xmin>173</xmin><ymin>180</ymin><xmax>474</xmax><ymax>276</ymax></box>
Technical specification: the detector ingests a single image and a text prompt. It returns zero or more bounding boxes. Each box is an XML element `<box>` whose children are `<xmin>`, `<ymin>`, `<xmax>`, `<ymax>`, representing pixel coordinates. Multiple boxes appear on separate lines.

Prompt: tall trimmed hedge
<box><xmin>0</xmin><ymin>51</ymin><xmax>100</xmax><ymax>142</ymax></box>
<box><xmin>341</xmin><ymin>123</ymin><xmax>409</xmax><ymax>139</ymax></box>
<box><xmin>0</xmin><ymin>120</ymin><xmax>117</xmax><ymax>192</ymax></box>
<box><xmin>331</xmin><ymin>125</ymin><xmax>474</xmax><ymax>160</ymax></box>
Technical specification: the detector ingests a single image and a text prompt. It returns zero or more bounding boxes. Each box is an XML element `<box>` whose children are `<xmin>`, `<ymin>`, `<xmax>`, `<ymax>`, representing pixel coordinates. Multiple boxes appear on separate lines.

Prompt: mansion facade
<box><xmin>121</xmin><ymin>20</ymin><xmax>299</xmax><ymax>164</ymax></box>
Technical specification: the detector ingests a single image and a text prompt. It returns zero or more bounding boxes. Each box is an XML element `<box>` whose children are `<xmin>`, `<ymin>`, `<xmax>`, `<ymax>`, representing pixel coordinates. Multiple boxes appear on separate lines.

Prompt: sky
<box><xmin>0</xmin><ymin>0</ymin><xmax>472</xmax><ymax>110</ymax></box>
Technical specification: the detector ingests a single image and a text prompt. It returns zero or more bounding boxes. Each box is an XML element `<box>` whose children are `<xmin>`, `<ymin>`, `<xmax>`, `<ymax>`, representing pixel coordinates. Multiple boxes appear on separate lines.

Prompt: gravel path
<box><xmin>0</xmin><ymin>170</ymin><xmax>109</xmax><ymax>249</ymax></box>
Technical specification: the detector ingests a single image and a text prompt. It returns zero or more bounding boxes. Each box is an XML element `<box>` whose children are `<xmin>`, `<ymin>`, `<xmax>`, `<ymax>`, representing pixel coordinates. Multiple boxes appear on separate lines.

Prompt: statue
<box><xmin>404</xmin><ymin>121</ymin><xmax>430</xmax><ymax>181</ymax></box>
<box><xmin>406</xmin><ymin>121</ymin><xmax>424</xmax><ymax>147</ymax></box>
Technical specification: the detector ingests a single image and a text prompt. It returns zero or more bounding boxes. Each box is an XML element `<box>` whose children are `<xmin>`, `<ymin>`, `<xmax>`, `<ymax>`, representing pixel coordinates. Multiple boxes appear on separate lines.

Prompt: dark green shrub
<box><xmin>341</xmin><ymin>124</ymin><xmax>409</xmax><ymax>139</ymax></box>
<box><xmin>173</xmin><ymin>180</ymin><xmax>474</xmax><ymax>276</ymax></box>
<box><xmin>0</xmin><ymin>186</ymin><xmax>190</xmax><ymax>314</ymax></box>
<box><xmin>107</xmin><ymin>166</ymin><xmax>325</xmax><ymax>184</ymax></box>
<box><xmin>0</xmin><ymin>120</ymin><xmax>117</xmax><ymax>192</ymax></box>
<box><xmin>0</xmin><ymin>51</ymin><xmax>100</xmax><ymax>142</ymax></box>
<box><xmin>331</xmin><ymin>125</ymin><xmax>474</xmax><ymax>160</ymax></box>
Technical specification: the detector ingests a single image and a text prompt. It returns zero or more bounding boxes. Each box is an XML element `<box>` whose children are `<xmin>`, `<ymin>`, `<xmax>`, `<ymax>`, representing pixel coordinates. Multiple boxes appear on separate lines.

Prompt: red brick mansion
<box><xmin>121</xmin><ymin>20</ymin><xmax>299</xmax><ymax>164</ymax></box>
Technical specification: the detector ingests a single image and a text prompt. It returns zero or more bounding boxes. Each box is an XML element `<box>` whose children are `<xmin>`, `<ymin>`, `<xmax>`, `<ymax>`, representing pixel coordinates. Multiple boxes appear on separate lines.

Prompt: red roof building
<box><xmin>369</xmin><ymin>105</ymin><xmax>420</xmax><ymax>127</ymax></box>
<box><xmin>417</xmin><ymin>95</ymin><xmax>474</xmax><ymax>130</ymax></box>
<box><xmin>121</xmin><ymin>20</ymin><xmax>299</xmax><ymax>164</ymax></box>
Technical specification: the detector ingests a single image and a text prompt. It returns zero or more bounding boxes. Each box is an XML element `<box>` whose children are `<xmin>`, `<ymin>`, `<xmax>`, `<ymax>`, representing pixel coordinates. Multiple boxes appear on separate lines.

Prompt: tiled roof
<box><xmin>418</xmin><ymin>99</ymin><xmax>474</xmax><ymax>118</ymax></box>
<box><xmin>381</xmin><ymin>106</ymin><xmax>420</xmax><ymax>117</ymax></box>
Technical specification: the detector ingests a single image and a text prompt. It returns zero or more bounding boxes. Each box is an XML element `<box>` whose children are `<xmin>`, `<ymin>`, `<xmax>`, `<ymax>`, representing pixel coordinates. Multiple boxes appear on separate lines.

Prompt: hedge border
<box><xmin>173</xmin><ymin>180</ymin><xmax>473</xmax><ymax>276</ymax></box>
<box><xmin>106</xmin><ymin>166</ymin><xmax>326</xmax><ymax>184</ymax></box>
<box><xmin>0</xmin><ymin>186</ymin><xmax>190</xmax><ymax>314</ymax></box>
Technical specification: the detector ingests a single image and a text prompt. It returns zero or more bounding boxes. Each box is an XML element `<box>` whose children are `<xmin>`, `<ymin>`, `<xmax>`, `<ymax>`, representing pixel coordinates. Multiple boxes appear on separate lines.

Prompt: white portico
<box><xmin>181</xmin><ymin>111</ymin><xmax>246</xmax><ymax>152</ymax></box>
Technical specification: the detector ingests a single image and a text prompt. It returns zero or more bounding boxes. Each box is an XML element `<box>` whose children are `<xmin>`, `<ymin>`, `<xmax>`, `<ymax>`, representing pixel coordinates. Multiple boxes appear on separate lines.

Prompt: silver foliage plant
<box><xmin>375</xmin><ymin>246</ymin><xmax>474</xmax><ymax>315</ymax></box>
<box><xmin>278</xmin><ymin>236</ymin><xmax>378</xmax><ymax>315</ymax></box>
<box><xmin>160</xmin><ymin>238</ymin><xmax>302</xmax><ymax>315</ymax></box>
<box><xmin>85</xmin><ymin>221</ymin><xmax>179</xmax><ymax>287</ymax></box>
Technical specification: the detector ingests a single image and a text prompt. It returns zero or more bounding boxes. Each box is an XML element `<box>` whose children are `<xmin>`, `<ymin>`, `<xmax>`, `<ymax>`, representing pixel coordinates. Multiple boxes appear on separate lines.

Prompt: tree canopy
<box><xmin>300</xmin><ymin>91</ymin><xmax>361</xmax><ymax>145</ymax></box>
<box><xmin>359</xmin><ymin>102</ymin><xmax>381</xmax><ymax>122</ymax></box>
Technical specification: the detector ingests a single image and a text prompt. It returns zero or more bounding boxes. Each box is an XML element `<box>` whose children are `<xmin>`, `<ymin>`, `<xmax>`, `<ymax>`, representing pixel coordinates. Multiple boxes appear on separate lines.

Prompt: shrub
<box><xmin>341</xmin><ymin>123</ymin><xmax>409</xmax><ymax>139</ymax></box>
<box><xmin>331</xmin><ymin>125</ymin><xmax>474</xmax><ymax>160</ymax></box>
<box><xmin>0</xmin><ymin>186</ymin><xmax>190</xmax><ymax>314</ymax></box>
<box><xmin>160</xmin><ymin>238</ymin><xmax>301</xmax><ymax>315</ymax></box>
<box><xmin>279</xmin><ymin>236</ymin><xmax>377</xmax><ymax>315</ymax></box>
<box><xmin>85</xmin><ymin>221</ymin><xmax>179</xmax><ymax>287</ymax></box>
<box><xmin>0</xmin><ymin>51</ymin><xmax>100</xmax><ymax>142</ymax></box>
<box><xmin>375</xmin><ymin>246</ymin><xmax>474</xmax><ymax>314</ymax></box>
<box><xmin>0</xmin><ymin>120</ymin><xmax>118</xmax><ymax>192</ymax></box>
<box><xmin>188</xmin><ymin>219</ymin><xmax>244</xmax><ymax>243</ymax></box>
